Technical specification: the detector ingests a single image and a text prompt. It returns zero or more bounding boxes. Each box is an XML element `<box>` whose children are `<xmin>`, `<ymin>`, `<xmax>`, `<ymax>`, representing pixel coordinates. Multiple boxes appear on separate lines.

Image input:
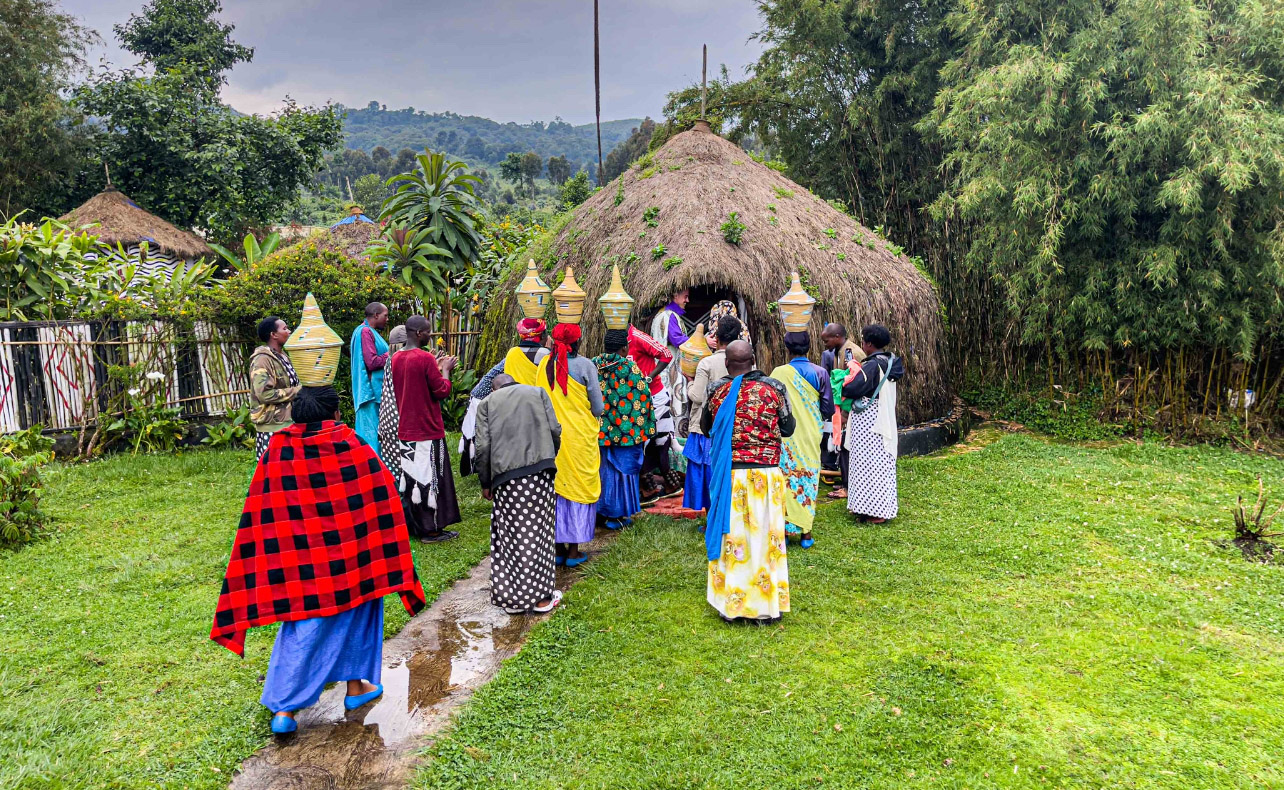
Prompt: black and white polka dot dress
<box><xmin>845</xmin><ymin>403</ymin><xmax>899</xmax><ymax>520</ymax></box>
<box><xmin>376</xmin><ymin>351</ymin><xmax>402</xmax><ymax>478</ymax></box>
<box><xmin>490</xmin><ymin>470</ymin><xmax>557</xmax><ymax>611</ymax></box>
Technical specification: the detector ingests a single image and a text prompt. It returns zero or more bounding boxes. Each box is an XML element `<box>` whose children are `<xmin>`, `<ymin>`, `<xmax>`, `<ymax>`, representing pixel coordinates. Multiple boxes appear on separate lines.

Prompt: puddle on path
<box><xmin>230</xmin><ymin>530</ymin><xmax>615</xmax><ymax>790</ymax></box>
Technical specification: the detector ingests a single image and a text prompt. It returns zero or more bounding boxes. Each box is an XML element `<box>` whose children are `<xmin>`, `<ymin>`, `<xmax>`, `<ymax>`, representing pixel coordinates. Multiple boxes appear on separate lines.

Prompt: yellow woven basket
<box><xmin>284</xmin><ymin>292</ymin><xmax>343</xmax><ymax>387</ymax></box>
<box><xmin>553</xmin><ymin>266</ymin><xmax>586</xmax><ymax>325</ymax></box>
<box><xmin>679</xmin><ymin>323</ymin><xmax>711</xmax><ymax>377</ymax></box>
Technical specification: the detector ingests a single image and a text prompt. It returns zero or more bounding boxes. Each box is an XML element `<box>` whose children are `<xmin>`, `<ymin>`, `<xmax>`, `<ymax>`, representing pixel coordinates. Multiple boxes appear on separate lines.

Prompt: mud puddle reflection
<box><xmin>230</xmin><ymin>531</ymin><xmax>616</xmax><ymax>790</ymax></box>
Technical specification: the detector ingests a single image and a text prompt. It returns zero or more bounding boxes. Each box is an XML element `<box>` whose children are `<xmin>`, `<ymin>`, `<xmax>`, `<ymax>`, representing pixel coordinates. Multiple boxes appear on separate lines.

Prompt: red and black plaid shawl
<box><xmin>210</xmin><ymin>420</ymin><xmax>426</xmax><ymax>655</ymax></box>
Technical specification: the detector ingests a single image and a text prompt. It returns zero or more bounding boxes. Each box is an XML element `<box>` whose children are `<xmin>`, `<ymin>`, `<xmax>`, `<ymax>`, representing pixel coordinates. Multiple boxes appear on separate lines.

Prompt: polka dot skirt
<box><xmin>490</xmin><ymin>470</ymin><xmax>557</xmax><ymax>611</ymax></box>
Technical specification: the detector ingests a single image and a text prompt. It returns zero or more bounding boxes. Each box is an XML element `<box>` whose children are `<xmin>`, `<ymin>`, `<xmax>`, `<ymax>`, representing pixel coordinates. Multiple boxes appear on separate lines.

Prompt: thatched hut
<box><xmin>478</xmin><ymin>123</ymin><xmax>952</xmax><ymax>424</ymax></box>
<box><xmin>317</xmin><ymin>206</ymin><xmax>381</xmax><ymax>261</ymax></box>
<box><xmin>60</xmin><ymin>186</ymin><xmax>214</xmax><ymax>278</ymax></box>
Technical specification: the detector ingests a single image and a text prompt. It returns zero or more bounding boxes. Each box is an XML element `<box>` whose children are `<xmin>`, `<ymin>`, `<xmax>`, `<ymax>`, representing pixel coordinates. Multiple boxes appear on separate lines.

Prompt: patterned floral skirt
<box><xmin>707</xmin><ymin>467</ymin><xmax>791</xmax><ymax>621</ymax></box>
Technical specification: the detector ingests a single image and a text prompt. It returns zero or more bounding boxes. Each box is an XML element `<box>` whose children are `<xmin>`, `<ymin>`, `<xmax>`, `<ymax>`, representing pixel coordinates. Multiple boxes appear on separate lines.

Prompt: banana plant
<box><xmin>365</xmin><ymin>223</ymin><xmax>454</xmax><ymax>303</ymax></box>
<box><xmin>208</xmin><ymin>231</ymin><xmax>281</xmax><ymax>272</ymax></box>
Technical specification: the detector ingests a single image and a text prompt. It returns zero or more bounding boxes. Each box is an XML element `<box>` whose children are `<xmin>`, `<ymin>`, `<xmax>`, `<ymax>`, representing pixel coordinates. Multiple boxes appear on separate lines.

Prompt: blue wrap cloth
<box><xmin>260</xmin><ymin>597</ymin><xmax>384</xmax><ymax>713</ymax></box>
<box><xmin>598</xmin><ymin>444</ymin><xmax>645</xmax><ymax>519</ymax></box>
<box><xmin>349</xmin><ymin>322</ymin><xmax>388</xmax><ymax>453</ymax></box>
<box><xmin>682</xmin><ymin>432</ymin><xmax>712</xmax><ymax>512</ymax></box>
<box><xmin>705</xmin><ymin>375</ymin><xmax>742</xmax><ymax>561</ymax></box>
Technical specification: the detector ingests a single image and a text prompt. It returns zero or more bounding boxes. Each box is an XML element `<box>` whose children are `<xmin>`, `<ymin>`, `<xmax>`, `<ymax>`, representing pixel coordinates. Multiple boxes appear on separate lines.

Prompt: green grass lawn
<box><xmin>0</xmin><ymin>445</ymin><xmax>491</xmax><ymax>789</ymax></box>
<box><xmin>413</xmin><ymin>431</ymin><xmax>1284</xmax><ymax>790</ymax></box>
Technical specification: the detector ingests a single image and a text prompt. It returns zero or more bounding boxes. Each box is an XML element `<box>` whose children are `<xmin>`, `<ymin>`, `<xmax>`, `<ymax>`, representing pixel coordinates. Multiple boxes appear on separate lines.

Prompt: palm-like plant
<box><xmin>379</xmin><ymin>149</ymin><xmax>484</xmax><ymax>284</ymax></box>
<box><xmin>366</xmin><ymin>223</ymin><xmax>454</xmax><ymax>303</ymax></box>
<box><xmin>208</xmin><ymin>232</ymin><xmax>281</xmax><ymax>273</ymax></box>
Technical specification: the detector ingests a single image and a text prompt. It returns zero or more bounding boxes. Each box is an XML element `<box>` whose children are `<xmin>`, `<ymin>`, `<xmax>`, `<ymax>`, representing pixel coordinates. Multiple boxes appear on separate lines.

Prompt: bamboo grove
<box><xmin>662</xmin><ymin>0</ymin><xmax>1284</xmax><ymax>441</ymax></box>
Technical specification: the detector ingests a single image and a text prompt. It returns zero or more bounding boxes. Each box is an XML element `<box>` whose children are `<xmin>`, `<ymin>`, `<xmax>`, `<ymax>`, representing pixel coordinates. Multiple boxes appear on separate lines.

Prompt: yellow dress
<box><xmin>536</xmin><ymin>356</ymin><xmax>601</xmax><ymax>505</ymax></box>
<box><xmin>707</xmin><ymin>467</ymin><xmax>791</xmax><ymax>619</ymax></box>
<box><xmin>503</xmin><ymin>346</ymin><xmax>540</xmax><ymax>386</ymax></box>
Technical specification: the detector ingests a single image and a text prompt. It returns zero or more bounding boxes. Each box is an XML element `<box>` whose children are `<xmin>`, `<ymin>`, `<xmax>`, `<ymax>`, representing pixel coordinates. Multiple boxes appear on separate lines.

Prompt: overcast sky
<box><xmin>63</xmin><ymin>0</ymin><xmax>765</xmax><ymax>123</ymax></box>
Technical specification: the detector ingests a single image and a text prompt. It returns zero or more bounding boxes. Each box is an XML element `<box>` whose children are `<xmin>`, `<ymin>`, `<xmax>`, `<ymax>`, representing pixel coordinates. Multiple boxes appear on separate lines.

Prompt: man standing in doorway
<box><xmin>350</xmin><ymin>302</ymin><xmax>390</xmax><ymax>454</ymax></box>
<box><xmin>643</xmin><ymin>289</ymin><xmax>690</xmax><ymax>500</ymax></box>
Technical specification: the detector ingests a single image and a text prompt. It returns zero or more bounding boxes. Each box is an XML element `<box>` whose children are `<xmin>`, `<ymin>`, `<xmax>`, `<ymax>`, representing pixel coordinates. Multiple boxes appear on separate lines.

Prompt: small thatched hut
<box><xmin>479</xmin><ymin>123</ymin><xmax>952</xmax><ymax>424</ymax></box>
<box><xmin>60</xmin><ymin>186</ymin><xmax>214</xmax><ymax>278</ymax></box>
<box><xmin>318</xmin><ymin>206</ymin><xmax>381</xmax><ymax>261</ymax></box>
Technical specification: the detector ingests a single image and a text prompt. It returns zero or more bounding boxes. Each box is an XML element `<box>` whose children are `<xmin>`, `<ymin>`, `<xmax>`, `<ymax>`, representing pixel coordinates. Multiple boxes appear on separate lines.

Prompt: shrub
<box><xmin>201</xmin><ymin>405</ymin><xmax>255</xmax><ymax>450</ymax></box>
<box><xmin>199</xmin><ymin>238</ymin><xmax>415</xmax><ymax>343</ymax></box>
<box><xmin>720</xmin><ymin>212</ymin><xmax>746</xmax><ymax>245</ymax></box>
<box><xmin>0</xmin><ymin>427</ymin><xmax>53</xmax><ymax>547</ymax></box>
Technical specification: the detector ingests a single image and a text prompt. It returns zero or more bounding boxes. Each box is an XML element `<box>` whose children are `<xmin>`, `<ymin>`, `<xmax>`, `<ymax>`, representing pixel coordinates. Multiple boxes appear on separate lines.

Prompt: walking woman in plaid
<box><xmin>211</xmin><ymin>386</ymin><xmax>426</xmax><ymax>735</ymax></box>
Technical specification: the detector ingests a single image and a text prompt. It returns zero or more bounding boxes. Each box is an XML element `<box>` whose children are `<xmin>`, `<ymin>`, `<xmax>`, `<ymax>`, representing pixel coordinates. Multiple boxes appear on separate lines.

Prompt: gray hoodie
<box><xmin>474</xmin><ymin>384</ymin><xmax>562</xmax><ymax>490</ymax></box>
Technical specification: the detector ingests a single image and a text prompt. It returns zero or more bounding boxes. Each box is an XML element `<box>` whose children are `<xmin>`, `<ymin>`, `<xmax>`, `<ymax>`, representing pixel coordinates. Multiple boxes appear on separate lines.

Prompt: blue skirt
<box><xmin>354</xmin><ymin>400</ymin><xmax>381</xmax><ymax>456</ymax></box>
<box><xmin>682</xmin><ymin>433</ymin><xmax>712</xmax><ymax>512</ymax></box>
<box><xmin>260</xmin><ymin>598</ymin><xmax>384</xmax><ymax>713</ymax></box>
<box><xmin>598</xmin><ymin>444</ymin><xmax>645</xmax><ymax>519</ymax></box>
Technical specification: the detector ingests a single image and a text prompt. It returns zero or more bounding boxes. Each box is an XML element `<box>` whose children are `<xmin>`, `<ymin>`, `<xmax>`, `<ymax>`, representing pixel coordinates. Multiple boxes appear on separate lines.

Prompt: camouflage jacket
<box><xmin>249</xmin><ymin>346</ymin><xmax>301</xmax><ymax>432</ymax></box>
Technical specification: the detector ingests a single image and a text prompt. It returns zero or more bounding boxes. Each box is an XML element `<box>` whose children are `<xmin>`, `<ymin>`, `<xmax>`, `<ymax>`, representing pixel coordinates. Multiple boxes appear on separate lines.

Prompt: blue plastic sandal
<box><xmin>270</xmin><ymin>714</ymin><xmax>297</xmax><ymax>734</ymax></box>
<box><xmin>800</xmin><ymin>537</ymin><xmax>815</xmax><ymax>550</ymax></box>
<box><xmin>555</xmin><ymin>556</ymin><xmax>566</xmax><ymax>567</ymax></box>
<box><xmin>343</xmin><ymin>683</ymin><xmax>384</xmax><ymax>710</ymax></box>
<box><xmin>602</xmin><ymin>518</ymin><xmax>624</xmax><ymax>530</ymax></box>
<box><xmin>564</xmin><ymin>554</ymin><xmax>589</xmax><ymax>568</ymax></box>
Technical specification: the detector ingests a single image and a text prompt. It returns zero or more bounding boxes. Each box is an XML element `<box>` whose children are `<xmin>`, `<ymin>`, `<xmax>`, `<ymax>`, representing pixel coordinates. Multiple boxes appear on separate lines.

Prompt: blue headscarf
<box><xmin>705</xmin><ymin>374</ymin><xmax>743</xmax><ymax>562</ymax></box>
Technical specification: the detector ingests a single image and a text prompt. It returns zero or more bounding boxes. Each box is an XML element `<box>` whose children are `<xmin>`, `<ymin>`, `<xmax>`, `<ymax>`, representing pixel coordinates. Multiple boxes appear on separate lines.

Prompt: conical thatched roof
<box><xmin>60</xmin><ymin>187</ymin><xmax>213</xmax><ymax>261</ymax></box>
<box><xmin>478</xmin><ymin>125</ymin><xmax>952</xmax><ymax>424</ymax></box>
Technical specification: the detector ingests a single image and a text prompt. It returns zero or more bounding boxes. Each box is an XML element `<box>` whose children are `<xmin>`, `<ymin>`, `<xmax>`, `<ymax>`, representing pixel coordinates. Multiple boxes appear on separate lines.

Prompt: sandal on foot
<box><xmin>531</xmin><ymin>590</ymin><xmax>563</xmax><ymax>613</ymax></box>
<box><xmin>564</xmin><ymin>554</ymin><xmax>588</xmax><ymax>568</ymax></box>
<box><xmin>800</xmin><ymin>537</ymin><xmax>814</xmax><ymax>549</ymax></box>
<box><xmin>602</xmin><ymin>518</ymin><xmax>624</xmax><ymax>530</ymax></box>
<box><xmin>344</xmin><ymin>683</ymin><xmax>384</xmax><ymax>710</ymax></box>
<box><xmin>420</xmin><ymin>530</ymin><xmax>459</xmax><ymax>543</ymax></box>
<box><xmin>827</xmin><ymin>489</ymin><xmax>847</xmax><ymax>499</ymax></box>
<box><xmin>554</xmin><ymin>556</ymin><xmax>566</xmax><ymax>567</ymax></box>
<box><xmin>270</xmin><ymin>714</ymin><xmax>297</xmax><ymax>734</ymax></box>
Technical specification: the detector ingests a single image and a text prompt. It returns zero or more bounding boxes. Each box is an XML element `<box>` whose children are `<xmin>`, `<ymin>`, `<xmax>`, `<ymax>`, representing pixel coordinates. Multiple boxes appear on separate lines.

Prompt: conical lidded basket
<box><xmin>552</xmin><ymin>265</ymin><xmax>586</xmax><ymax>325</ymax></box>
<box><xmin>515</xmin><ymin>259</ymin><xmax>551</xmax><ymax>319</ymax></box>
<box><xmin>679</xmin><ymin>323</ymin><xmax>712</xmax><ymax>378</ymax></box>
<box><xmin>778</xmin><ymin>271</ymin><xmax>818</xmax><ymax>332</ymax></box>
<box><xmin>598</xmin><ymin>264</ymin><xmax>635</xmax><ymax>330</ymax></box>
<box><xmin>284</xmin><ymin>293</ymin><xmax>343</xmax><ymax>387</ymax></box>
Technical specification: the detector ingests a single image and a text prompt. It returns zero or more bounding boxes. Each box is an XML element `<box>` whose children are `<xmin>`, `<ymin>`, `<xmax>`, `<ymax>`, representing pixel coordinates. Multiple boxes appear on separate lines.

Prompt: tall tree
<box><xmin>926</xmin><ymin>0</ymin><xmax>1284</xmax><ymax>360</ymax></box>
<box><xmin>115</xmin><ymin>0</ymin><xmax>252</xmax><ymax>83</ymax></box>
<box><xmin>602</xmin><ymin>118</ymin><xmax>655</xmax><ymax>182</ymax></box>
<box><xmin>519</xmin><ymin>151</ymin><xmax>543</xmax><ymax>197</ymax></box>
<box><xmin>0</xmin><ymin>0</ymin><xmax>95</xmax><ymax>218</ymax></box>
<box><xmin>75</xmin><ymin>0</ymin><xmax>341</xmax><ymax>242</ymax></box>
<box><xmin>547</xmin><ymin>155</ymin><xmax>572</xmax><ymax>186</ymax></box>
<box><xmin>499</xmin><ymin>152</ymin><xmax>524</xmax><ymax>183</ymax></box>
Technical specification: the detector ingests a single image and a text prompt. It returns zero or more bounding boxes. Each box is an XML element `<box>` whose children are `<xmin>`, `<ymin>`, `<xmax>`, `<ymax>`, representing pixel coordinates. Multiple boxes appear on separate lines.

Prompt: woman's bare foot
<box><xmin>346</xmin><ymin>679</ymin><xmax>377</xmax><ymax>697</ymax></box>
<box><xmin>274</xmin><ymin>710</ymin><xmax>295</xmax><ymax>719</ymax></box>
<box><xmin>828</xmin><ymin>487</ymin><xmax>847</xmax><ymax>499</ymax></box>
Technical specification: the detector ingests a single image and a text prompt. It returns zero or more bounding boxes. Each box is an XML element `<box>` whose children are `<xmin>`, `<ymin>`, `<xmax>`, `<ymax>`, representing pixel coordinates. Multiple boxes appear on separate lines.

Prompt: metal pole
<box><xmin>594</xmin><ymin>0</ymin><xmax>604</xmax><ymax>186</ymax></box>
<box><xmin>701</xmin><ymin>44</ymin><xmax>707</xmax><ymax>121</ymax></box>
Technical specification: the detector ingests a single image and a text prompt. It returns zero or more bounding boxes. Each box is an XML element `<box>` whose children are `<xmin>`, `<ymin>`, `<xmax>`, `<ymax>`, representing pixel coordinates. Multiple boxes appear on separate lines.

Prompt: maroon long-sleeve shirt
<box><xmin>361</xmin><ymin>325</ymin><xmax>389</xmax><ymax>371</ymax></box>
<box><xmin>392</xmin><ymin>348</ymin><xmax>452</xmax><ymax>441</ymax></box>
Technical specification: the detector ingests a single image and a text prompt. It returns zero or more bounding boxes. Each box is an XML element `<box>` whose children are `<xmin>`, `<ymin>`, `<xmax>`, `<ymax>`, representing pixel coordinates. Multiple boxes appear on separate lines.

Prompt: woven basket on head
<box><xmin>516</xmin><ymin>259</ymin><xmax>552</xmax><ymax>319</ymax></box>
<box><xmin>599</xmin><ymin>264</ymin><xmax>634</xmax><ymax>330</ymax></box>
<box><xmin>552</xmin><ymin>266</ymin><xmax>586</xmax><ymax>325</ymax></box>
<box><xmin>284</xmin><ymin>292</ymin><xmax>343</xmax><ymax>386</ymax></box>
<box><xmin>779</xmin><ymin>271</ymin><xmax>817</xmax><ymax>332</ymax></box>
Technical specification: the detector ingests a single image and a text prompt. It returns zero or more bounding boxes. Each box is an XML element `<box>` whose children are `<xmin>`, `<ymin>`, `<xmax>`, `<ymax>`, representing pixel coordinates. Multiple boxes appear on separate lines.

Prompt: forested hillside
<box><xmin>340</xmin><ymin>102</ymin><xmax>640</xmax><ymax>169</ymax></box>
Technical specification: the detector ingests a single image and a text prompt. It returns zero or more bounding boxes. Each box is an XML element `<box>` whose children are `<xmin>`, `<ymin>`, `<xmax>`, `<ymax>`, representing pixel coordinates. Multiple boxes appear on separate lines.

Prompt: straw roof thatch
<box><xmin>313</xmin><ymin>219</ymin><xmax>381</xmax><ymax>261</ymax></box>
<box><xmin>478</xmin><ymin>124</ymin><xmax>952</xmax><ymax>424</ymax></box>
<box><xmin>59</xmin><ymin>187</ymin><xmax>214</xmax><ymax>261</ymax></box>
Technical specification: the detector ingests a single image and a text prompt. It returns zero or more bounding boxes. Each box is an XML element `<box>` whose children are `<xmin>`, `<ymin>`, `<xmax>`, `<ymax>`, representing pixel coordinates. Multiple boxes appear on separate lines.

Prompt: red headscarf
<box><xmin>517</xmin><ymin>317</ymin><xmax>546</xmax><ymax>341</ymax></box>
<box><xmin>549</xmin><ymin>323</ymin><xmax>581</xmax><ymax>395</ymax></box>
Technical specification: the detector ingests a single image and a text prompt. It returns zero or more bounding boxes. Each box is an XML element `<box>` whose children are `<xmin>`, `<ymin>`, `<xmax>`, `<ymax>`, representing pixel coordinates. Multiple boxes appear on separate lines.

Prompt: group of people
<box><xmin>226</xmin><ymin>292</ymin><xmax>903</xmax><ymax>733</ymax></box>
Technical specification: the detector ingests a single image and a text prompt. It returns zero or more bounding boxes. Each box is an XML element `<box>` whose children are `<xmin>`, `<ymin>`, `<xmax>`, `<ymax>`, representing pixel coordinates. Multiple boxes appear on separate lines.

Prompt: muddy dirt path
<box><xmin>229</xmin><ymin>530</ymin><xmax>618</xmax><ymax>790</ymax></box>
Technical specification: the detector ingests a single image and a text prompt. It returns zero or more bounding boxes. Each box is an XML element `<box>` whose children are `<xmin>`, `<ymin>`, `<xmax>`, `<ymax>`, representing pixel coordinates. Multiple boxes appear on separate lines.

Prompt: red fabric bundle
<box><xmin>210</xmin><ymin>421</ymin><xmax>426</xmax><ymax>655</ymax></box>
<box><xmin>550</xmin><ymin>323</ymin><xmax>581</xmax><ymax>395</ymax></box>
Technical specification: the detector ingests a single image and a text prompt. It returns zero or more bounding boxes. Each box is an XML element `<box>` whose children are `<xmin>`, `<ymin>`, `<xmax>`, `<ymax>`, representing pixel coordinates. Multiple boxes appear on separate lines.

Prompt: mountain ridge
<box><xmin>339</xmin><ymin>103</ymin><xmax>644</xmax><ymax>169</ymax></box>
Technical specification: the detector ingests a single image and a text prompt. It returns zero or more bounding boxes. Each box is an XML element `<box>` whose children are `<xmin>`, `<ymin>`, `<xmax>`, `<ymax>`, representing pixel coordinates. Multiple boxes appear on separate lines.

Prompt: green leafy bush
<box><xmin>199</xmin><ymin>238</ymin><xmax>415</xmax><ymax>343</ymax></box>
<box><xmin>720</xmin><ymin>212</ymin><xmax>746</xmax><ymax>245</ymax></box>
<box><xmin>201</xmin><ymin>406</ymin><xmax>255</xmax><ymax>450</ymax></box>
<box><xmin>442</xmin><ymin>368</ymin><xmax>479</xmax><ymax>431</ymax></box>
<box><xmin>0</xmin><ymin>427</ymin><xmax>53</xmax><ymax>547</ymax></box>
<box><xmin>965</xmin><ymin>383</ymin><xmax>1125</xmax><ymax>441</ymax></box>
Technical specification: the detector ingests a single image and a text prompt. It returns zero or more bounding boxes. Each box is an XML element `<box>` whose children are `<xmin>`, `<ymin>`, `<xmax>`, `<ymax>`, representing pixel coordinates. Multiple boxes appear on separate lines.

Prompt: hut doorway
<box><xmin>685</xmin><ymin>284</ymin><xmax>746</xmax><ymax>334</ymax></box>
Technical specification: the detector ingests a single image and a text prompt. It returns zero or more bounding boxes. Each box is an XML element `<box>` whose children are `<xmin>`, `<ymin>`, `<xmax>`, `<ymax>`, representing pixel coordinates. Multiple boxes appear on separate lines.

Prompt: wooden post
<box><xmin>345</xmin><ymin>176</ymin><xmax>356</xmax><ymax>203</ymax></box>
<box><xmin>594</xmin><ymin>0</ymin><xmax>604</xmax><ymax>186</ymax></box>
<box><xmin>701</xmin><ymin>44</ymin><xmax>707</xmax><ymax>121</ymax></box>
